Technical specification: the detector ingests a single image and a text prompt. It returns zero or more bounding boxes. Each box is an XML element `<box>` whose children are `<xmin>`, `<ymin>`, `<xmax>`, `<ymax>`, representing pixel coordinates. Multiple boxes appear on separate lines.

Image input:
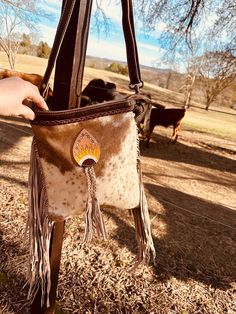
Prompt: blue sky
<box><xmin>38</xmin><ymin>0</ymin><xmax>166</xmax><ymax>68</ymax></box>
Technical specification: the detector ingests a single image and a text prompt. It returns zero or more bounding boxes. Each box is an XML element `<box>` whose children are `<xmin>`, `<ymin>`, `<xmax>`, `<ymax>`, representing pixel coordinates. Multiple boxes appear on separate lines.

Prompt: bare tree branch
<box><xmin>92</xmin><ymin>0</ymin><xmax>112</xmax><ymax>36</ymax></box>
<box><xmin>194</xmin><ymin>50</ymin><xmax>236</xmax><ymax>109</ymax></box>
<box><xmin>0</xmin><ymin>0</ymin><xmax>50</xmax><ymax>68</ymax></box>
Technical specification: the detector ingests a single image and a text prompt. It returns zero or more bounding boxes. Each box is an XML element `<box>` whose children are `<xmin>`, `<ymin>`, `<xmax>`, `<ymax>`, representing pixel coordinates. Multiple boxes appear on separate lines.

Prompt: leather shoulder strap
<box><xmin>69</xmin><ymin>0</ymin><xmax>143</xmax><ymax>108</ymax></box>
<box><xmin>121</xmin><ymin>0</ymin><xmax>143</xmax><ymax>90</ymax></box>
<box><xmin>40</xmin><ymin>0</ymin><xmax>76</xmax><ymax>96</ymax></box>
<box><xmin>69</xmin><ymin>0</ymin><xmax>93</xmax><ymax>108</ymax></box>
<box><xmin>41</xmin><ymin>0</ymin><xmax>143</xmax><ymax>100</ymax></box>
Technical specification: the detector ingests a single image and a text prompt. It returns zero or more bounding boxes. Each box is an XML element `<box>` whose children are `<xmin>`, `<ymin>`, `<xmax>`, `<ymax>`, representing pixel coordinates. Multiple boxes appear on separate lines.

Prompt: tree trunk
<box><xmin>205</xmin><ymin>102</ymin><xmax>210</xmax><ymax>110</ymax></box>
<box><xmin>205</xmin><ymin>94</ymin><xmax>214</xmax><ymax>110</ymax></box>
<box><xmin>165</xmin><ymin>71</ymin><xmax>172</xmax><ymax>89</ymax></box>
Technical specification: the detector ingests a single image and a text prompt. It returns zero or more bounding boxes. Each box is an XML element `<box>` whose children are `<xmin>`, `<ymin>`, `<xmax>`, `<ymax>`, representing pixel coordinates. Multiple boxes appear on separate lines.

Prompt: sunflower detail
<box><xmin>73</xmin><ymin>129</ymin><xmax>101</xmax><ymax>167</ymax></box>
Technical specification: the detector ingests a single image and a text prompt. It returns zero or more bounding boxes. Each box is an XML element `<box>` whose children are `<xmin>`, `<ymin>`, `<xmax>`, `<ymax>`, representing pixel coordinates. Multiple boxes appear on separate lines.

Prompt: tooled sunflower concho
<box><xmin>73</xmin><ymin>129</ymin><xmax>100</xmax><ymax>167</ymax></box>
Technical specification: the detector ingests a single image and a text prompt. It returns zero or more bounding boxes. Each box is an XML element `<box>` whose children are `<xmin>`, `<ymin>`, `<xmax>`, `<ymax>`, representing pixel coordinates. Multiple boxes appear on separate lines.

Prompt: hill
<box><xmin>0</xmin><ymin>52</ymin><xmax>236</xmax><ymax>111</ymax></box>
<box><xmin>86</xmin><ymin>55</ymin><xmax>236</xmax><ymax>110</ymax></box>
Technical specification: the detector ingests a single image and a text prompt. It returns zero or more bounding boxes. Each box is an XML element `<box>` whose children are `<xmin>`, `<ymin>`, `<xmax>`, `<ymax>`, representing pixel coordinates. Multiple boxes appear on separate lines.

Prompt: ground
<box><xmin>0</xmin><ymin>114</ymin><xmax>235</xmax><ymax>314</ymax></box>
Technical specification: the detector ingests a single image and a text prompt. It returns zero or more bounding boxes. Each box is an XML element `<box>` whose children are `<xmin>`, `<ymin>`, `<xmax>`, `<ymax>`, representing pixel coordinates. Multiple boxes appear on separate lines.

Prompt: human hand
<box><xmin>0</xmin><ymin>77</ymin><xmax>48</xmax><ymax>120</ymax></box>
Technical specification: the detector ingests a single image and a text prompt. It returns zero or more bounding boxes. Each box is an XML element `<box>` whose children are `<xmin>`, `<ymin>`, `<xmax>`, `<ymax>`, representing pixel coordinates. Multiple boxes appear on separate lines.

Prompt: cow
<box><xmin>0</xmin><ymin>69</ymin><xmax>53</xmax><ymax>100</ymax></box>
<box><xmin>141</xmin><ymin>107</ymin><xmax>186</xmax><ymax>147</ymax></box>
<box><xmin>0</xmin><ymin>69</ymin><xmax>44</xmax><ymax>86</ymax></box>
<box><xmin>81</xmin><ymin>78</ymin><xmax>117</xmax><ymax>106</ymax></box>
<box><xmin>0</xmin><ymin>72</ymin><xmax>119</xmax><ymax>108</ymax></box>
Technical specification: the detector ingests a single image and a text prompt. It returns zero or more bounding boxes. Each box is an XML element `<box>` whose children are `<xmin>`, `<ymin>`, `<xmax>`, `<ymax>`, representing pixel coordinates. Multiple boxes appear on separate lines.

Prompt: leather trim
<box><xmin>31</xmin><ymin>99</ymin><xmax>135</xmax><ymax>125</ymax></box>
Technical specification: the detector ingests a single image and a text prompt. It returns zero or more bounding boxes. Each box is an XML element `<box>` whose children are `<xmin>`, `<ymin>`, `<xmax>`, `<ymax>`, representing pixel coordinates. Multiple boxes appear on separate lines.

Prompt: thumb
<box><xmin>18</xmin><ymin>104</ymin><xmax>36</xmax><ymax>120</ymax></box>
<box><xmin>24</xmin><ymin>82</ymin><xmax>48</xmax><ymax>111</ymax></box>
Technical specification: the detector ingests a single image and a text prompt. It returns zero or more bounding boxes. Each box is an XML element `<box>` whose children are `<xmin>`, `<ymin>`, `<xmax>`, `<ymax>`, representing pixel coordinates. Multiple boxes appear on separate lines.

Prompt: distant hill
<box><xmin>0</xmin><ymin>51</ymin><xmax>234</xmax><ymax>109</ymax></box>
<box><xmin>85</xmin><ymin>55</ymin><xmax>236</xmax><ymax>109</ymax></box>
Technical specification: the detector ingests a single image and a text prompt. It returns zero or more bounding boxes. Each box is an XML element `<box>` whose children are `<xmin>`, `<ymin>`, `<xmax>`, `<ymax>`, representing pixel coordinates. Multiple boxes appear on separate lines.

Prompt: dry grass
<box><xmin>182</xmin><ymin>108</ymin><xmax>236</xmax><ymax>139</ymax></box>
<box><xmin>0</xmin><ymin>54</ymin><xmax>235</xmax><ymax>314</ymax></box>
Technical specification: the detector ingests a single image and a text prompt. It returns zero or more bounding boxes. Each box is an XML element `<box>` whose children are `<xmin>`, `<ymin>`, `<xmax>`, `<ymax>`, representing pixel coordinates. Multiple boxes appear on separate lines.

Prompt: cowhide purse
<box><xmin>27</xmin><ymin>0</ymin><xmax>155</xmax><ymax>306</ymax></box>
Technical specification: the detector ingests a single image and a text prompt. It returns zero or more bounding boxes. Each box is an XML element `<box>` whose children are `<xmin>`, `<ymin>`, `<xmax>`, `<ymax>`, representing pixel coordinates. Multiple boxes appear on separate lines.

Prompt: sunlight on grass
<box><xmin>0</xmin><ymin>52</ymin><xmax>235</xmax><ymax>141</ymax></box>
<box><xmin>183</xmin><ymin>109</ymin><xmax>236</xmax><ymax>139</ymax></box>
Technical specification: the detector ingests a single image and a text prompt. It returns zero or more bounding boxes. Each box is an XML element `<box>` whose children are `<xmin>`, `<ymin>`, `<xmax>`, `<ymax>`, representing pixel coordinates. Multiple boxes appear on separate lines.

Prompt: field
<box><xmin>0</xmin><ymin>54</ymin><xmax>235</xmax><ymax>313</ymax></box>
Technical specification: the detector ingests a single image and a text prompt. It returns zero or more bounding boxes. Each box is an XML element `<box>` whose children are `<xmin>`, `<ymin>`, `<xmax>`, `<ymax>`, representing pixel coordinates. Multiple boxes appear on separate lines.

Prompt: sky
<box><xmin>38</xmin><ymin>0</ymin><xmax>166</xmax><ymax>69</ymax></box>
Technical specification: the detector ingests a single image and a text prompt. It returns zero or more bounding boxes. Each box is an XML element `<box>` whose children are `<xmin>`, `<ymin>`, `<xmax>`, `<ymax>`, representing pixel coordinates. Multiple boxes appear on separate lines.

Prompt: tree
<box><xmin>135</xmin><ymin>1</ymin><xmax>236</xmax><ymax>109</ymax></box>
<box><xmin>0</xmin><ymin>0</ymin><xmax>48</xmax><ymax>68</ymax></box>
<box><xmin>106</xmin><ymin>62</ymin><xmax>128</xmax><ymax>75</ymax></box>
<box><xmin>20</xmin><ymin>33</ymin><xmax>31</xmax><ymax>48</ymax></box>
<box><xmin>37</xmin><ymin>41</ymin><xmax>51</xmax><ymax>59</ymax></box>
<box><xmin>178</xmin><ymin>74</ymin><xmax>196</xmax><ymax>108</ymax></box>
<box><xmin>19</xmin><ymin>32</ymin><xmax>40</xmax><ymax>55</ymax></box>
<box><xmin>195</xmin><ymin>50</ymin><xmax>236</xmax><ymax>110</ymax></box>
<box><xmin>178</xmin><ymin>40</ymin><xmax>207</xmax><ymax>108</ymax></box>
<box><xmin>134</xmin><ymin>0</ymin><xmax>236</xmax><ymax>55</ymax></box>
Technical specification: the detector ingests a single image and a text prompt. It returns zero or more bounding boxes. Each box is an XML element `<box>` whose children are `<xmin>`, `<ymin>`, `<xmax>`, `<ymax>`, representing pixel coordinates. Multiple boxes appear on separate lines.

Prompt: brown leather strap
<box><xmin>70</xmin><ymin>0</ymin><xmax>143</xmax><ymax>97</ymax></box>
<box><xmin>41</xmin><ymin>0</ymin><xmax>143</xmax><ymax>98</ymax></box>
<box><xmin>40</xmin><ymin>0</ymin><xmax>76</xmax><ymax>96</ymax></box>
<box><xmin>49</xmin><ymin>0</ymin><xmax>87</xmax><ymax>111</ymax></box>
<box><xmin>121</xmin><ymin>0</ymin><xmax>143</xmax><ymax>90</ymax></box>
<box><xmin>69</xmin><ymin>0</ymin><xmax>93</xmax><ymax>108</ymax></box>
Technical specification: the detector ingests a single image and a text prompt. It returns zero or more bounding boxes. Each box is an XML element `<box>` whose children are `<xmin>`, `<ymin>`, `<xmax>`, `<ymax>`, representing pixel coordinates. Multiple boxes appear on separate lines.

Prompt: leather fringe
<box><xmin>83</xmin><ymin>166</ymin><xmax>107</xmax><ymax>242</ymax></box>
<box><xmin>27</xmin><ymin>139</ymin><xmax>54</xmax><ymax>307</ymax></box>
<box><xmin>132</xmin><ymin>160</ymin><xmax>156</xmax><ymax>264</ymax></box>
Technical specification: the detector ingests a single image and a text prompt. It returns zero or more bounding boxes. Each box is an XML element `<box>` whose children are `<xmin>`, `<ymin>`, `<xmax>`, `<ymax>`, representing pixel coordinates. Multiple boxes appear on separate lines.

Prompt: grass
<box><xmin>0</xmin><ymin>52</ymin><xmax>235</xmax><ymax>314</ymax></box>
<box><xmin>183</xmin><ymin>109</ymin><xmax>236</xmax><ymax>139</ymax></box>
<box><xmin>0</xmin><ymin>272</ymin><xmax>8</xmax><ymax>284</ymax></box>
<box><xmin>0</xmin><ymin>52</ymin><xmax>235</xmax><ymax>142</ymax></box>
<box><xmin>0</xmin><ymin>52</ymin><xmax>48</xmax><ymax>76</ymax></box>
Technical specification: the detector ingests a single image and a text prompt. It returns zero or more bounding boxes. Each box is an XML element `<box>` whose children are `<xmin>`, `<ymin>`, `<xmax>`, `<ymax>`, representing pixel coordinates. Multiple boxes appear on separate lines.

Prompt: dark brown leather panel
<box><xmin>31</xmin><ymin>99</ymin><xmax>135</xmax><ymax>125</ymax></box>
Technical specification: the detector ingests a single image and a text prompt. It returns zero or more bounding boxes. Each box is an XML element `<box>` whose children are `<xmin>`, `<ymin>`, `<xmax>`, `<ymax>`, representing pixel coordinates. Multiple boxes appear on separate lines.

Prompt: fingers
<box><xmin>23</xmin><ymin>81</ymin><xmax>49</xmax><ymax>111</ymax></box>
<box><xmin>18</xmin><ymin>104</ymin><xmax>36</xmax><ymax>120</ymax></box>
<box><xmin>0</xmin><ymin>77</ymin><xmax>49</xmax><ymax>120</ymax></box>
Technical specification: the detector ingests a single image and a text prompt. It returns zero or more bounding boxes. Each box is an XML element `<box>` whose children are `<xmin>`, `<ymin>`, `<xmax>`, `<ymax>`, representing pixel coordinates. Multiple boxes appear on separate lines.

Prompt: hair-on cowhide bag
<box><xmin>26</xmin><ymin>0</ymin><xmax>156</xmax><ymax>307</ymax></box>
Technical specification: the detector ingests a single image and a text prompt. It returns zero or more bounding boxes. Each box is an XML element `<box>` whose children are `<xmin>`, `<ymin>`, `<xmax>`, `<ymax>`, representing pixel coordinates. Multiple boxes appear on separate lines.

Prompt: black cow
<box><xmin>81</xmin><ymin>78</ymin><xmax>117</xmax><ymax>107</ymax></box>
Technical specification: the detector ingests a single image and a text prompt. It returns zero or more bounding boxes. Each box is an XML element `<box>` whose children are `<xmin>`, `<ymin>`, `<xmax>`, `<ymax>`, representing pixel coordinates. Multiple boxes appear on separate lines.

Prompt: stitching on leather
<box><xmin>32</xmin><ymin>107</ymin><xmax>133</xmax><ymax>126</ymax></box>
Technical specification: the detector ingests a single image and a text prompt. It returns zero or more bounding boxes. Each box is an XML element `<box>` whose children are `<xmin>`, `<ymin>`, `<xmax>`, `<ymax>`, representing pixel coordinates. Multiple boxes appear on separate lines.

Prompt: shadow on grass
<box><xmin>140</xmin><ymin>133</ymin><xmax>236</xmax><ymax>174</ymax></box>
<box><xmin>1</xmin><ymin>110</ymin><xmax>235</xmax><ymax>313</ymax></box>
<box><xmin>103</xmin><ymin>183</ymin><xmax>236</xmax><ymax>290</ymax></box>
<box><xmin>0</xmin><ymin>174</ymin><xmax>27</xmax><ymax>187</ymax></box>
<box><xmin>0</xmin><ymin>231</ymin><xmax>29</xmax><ymax>314</ymax></box>
<box><xmin>0</xmin><ymin>118</ymin><xmax>32</xmax><ymax>155</ymax></box>
<box><xmin>146</xmin><ymin>183</ymin><xmax>236</xmax><ymax>289</ymax></box>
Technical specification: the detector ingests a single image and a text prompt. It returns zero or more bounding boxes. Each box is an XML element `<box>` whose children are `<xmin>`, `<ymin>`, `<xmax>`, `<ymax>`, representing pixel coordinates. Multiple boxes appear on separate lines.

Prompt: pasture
<box><xmin>0</xmin><ymin>54</ymin><xmax>235</xmax><ymax>313</ymax></box>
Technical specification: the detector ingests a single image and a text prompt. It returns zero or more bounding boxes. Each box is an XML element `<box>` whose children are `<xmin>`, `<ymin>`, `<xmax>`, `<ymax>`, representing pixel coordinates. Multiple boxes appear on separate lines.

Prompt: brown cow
<box><xmin>0</xmin><ymin>69</ymin><xmax>53</xmax><ymax>100</ymax></box>
<box><xmin>0</xmin><ymin>69</ymin><xmax>44</xmax><ymax>86</ymax></box>
<box><xmin>141</xmin><ymin>107</ymin><xmax>186</xmax><ymax>147</ymax></box>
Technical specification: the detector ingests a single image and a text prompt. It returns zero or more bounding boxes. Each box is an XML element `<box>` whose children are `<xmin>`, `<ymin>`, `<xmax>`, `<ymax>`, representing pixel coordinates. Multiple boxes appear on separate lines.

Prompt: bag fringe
<box><xmin>27</xmin><ymin>139</ymin><xmax>54</xmax><ymax>307</ymax></box>
<box><xmin>132</xmin><ymin>159</ymin><xmax>156</xmax><ymax>264</ymax></box>
<box><xmin>83</xmin><ymin>167</ymin><xmax>107</xmax><ymax>242</ymax></box>
<box><xmin>26</xmin><ymin>130</ymin><xmax>152</xmax><ymax>308</ymax></box>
